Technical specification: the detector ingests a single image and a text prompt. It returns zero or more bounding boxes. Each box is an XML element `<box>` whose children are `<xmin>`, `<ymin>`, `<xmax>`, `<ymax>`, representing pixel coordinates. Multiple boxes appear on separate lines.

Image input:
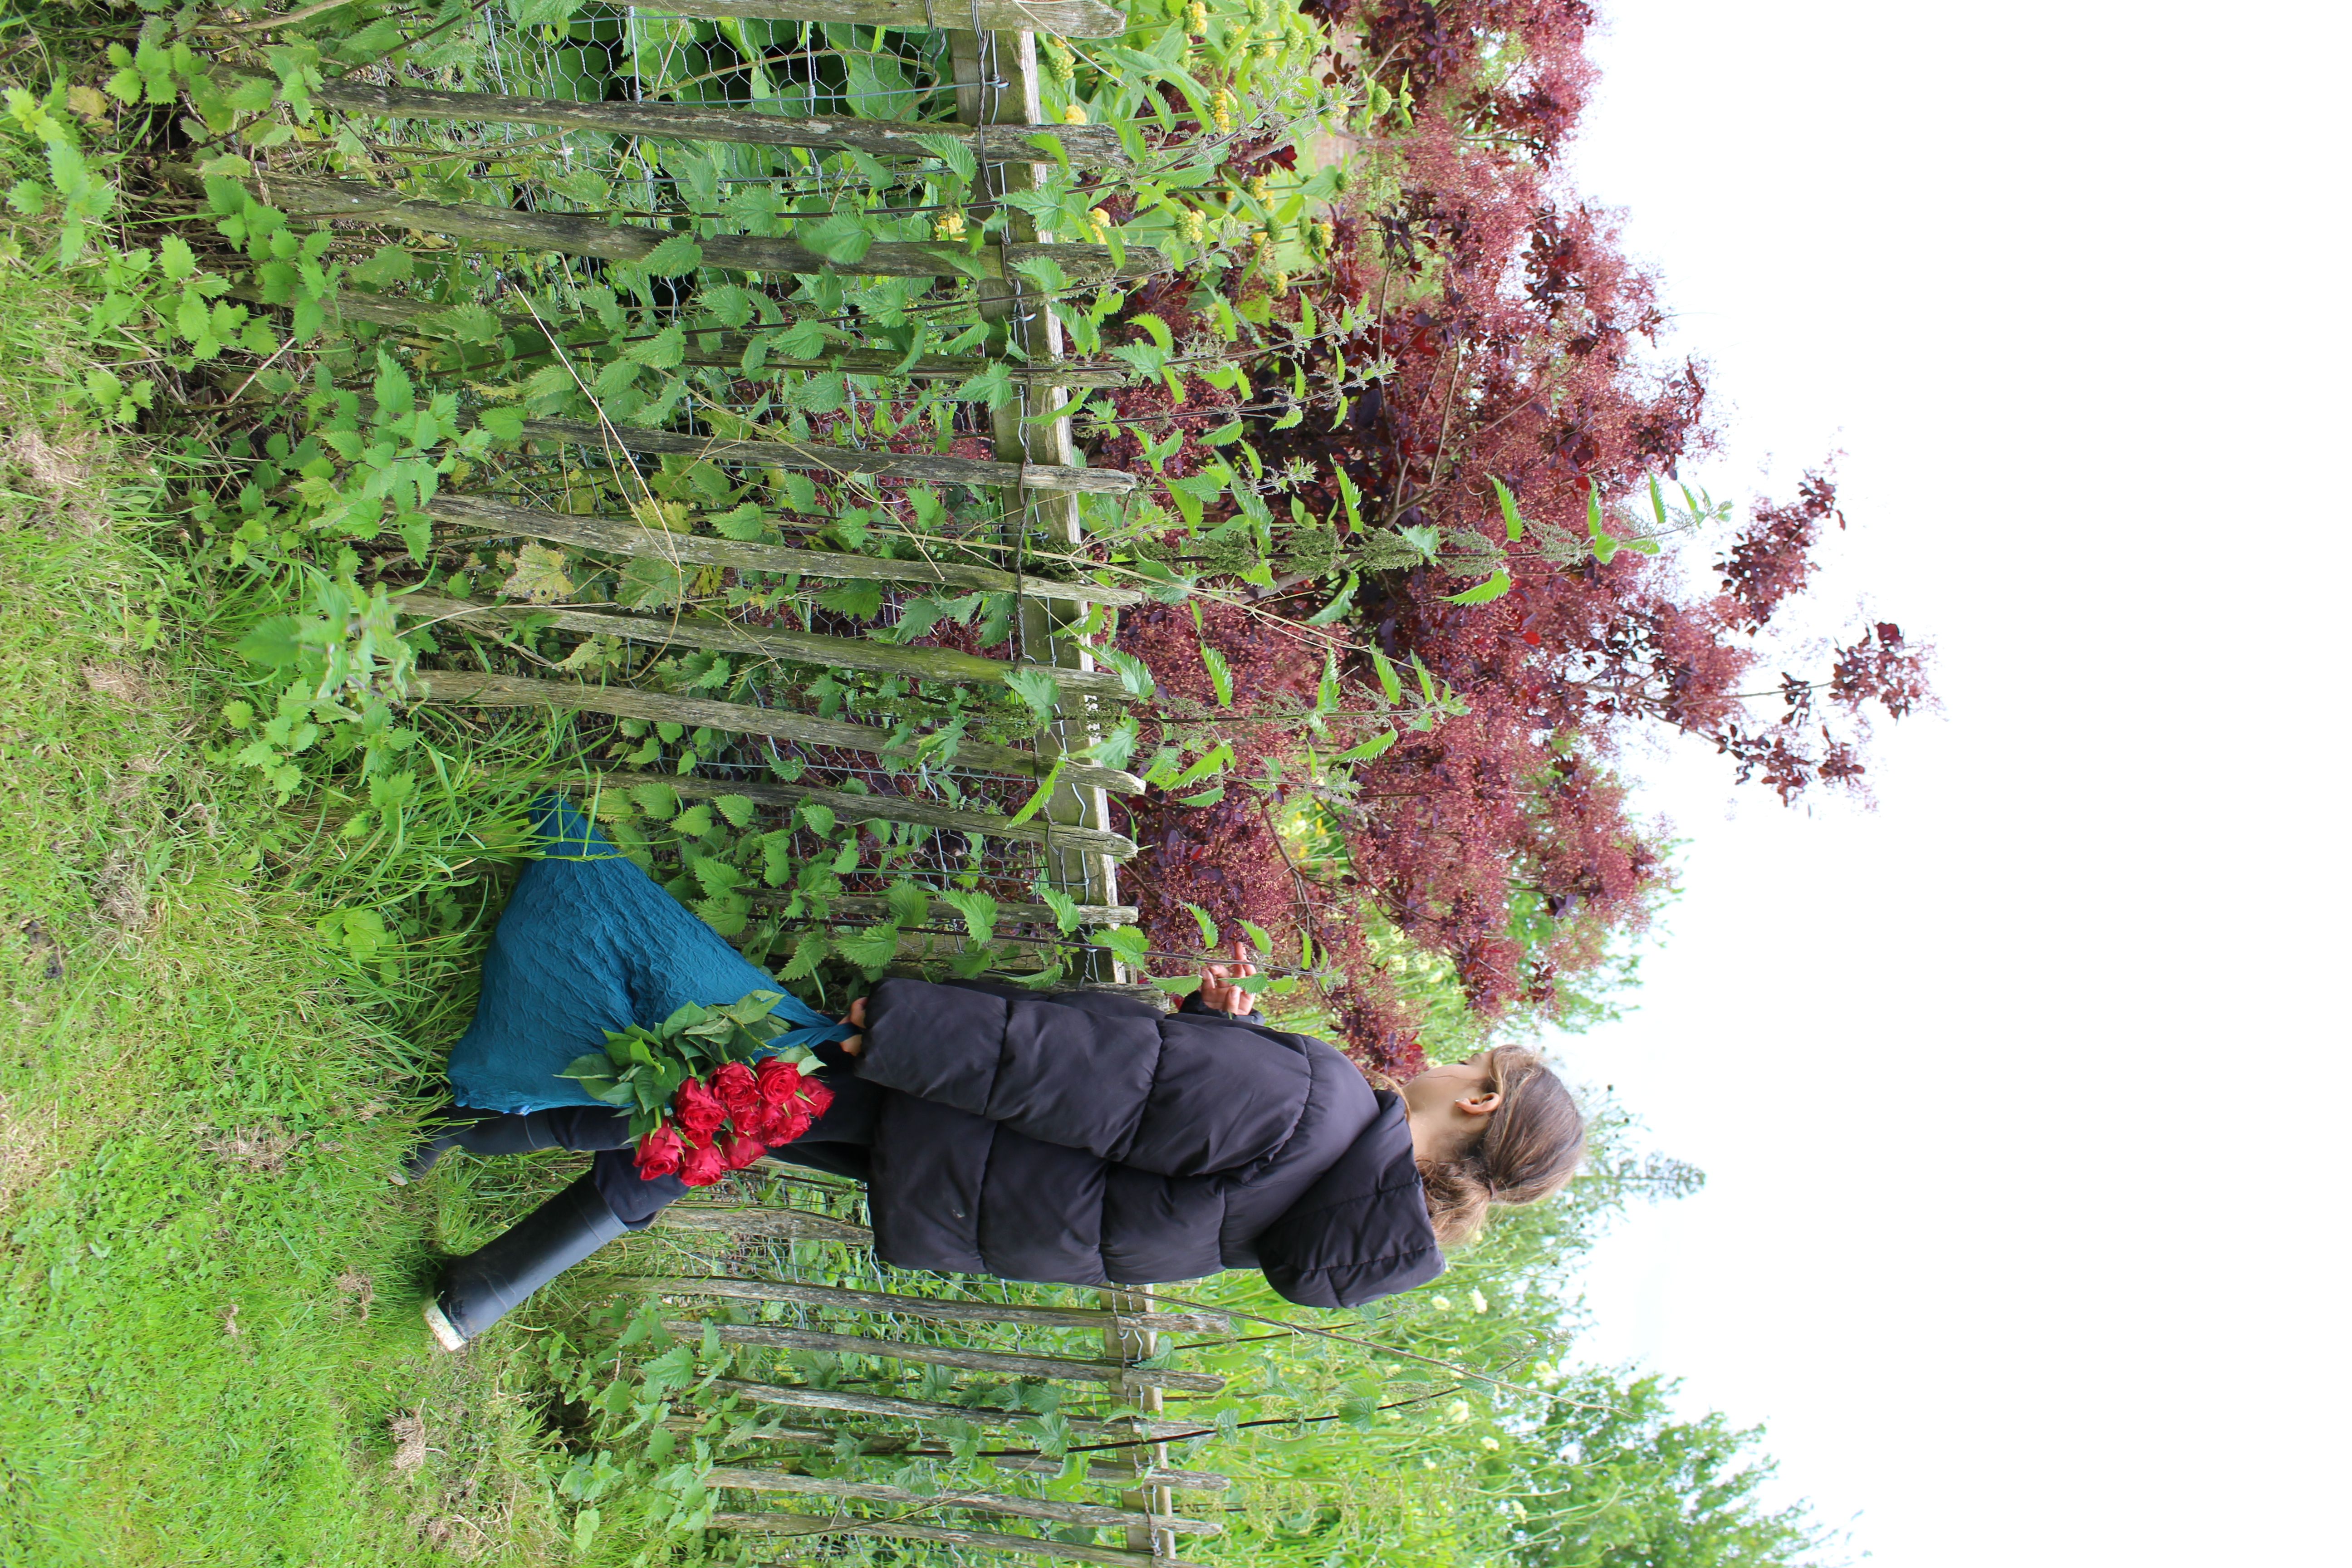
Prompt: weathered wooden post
<box><xmin>951</xmin><ymin>24</ymin><xmax>1131</xmax><ymax>983</ymax></box>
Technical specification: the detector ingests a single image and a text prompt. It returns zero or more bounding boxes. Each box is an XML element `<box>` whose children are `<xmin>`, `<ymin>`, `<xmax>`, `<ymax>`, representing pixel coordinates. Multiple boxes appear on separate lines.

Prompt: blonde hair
<box><xmin>1417</xmin><ymin>1046</ymin><xmax>1586</xmax><ymax>1247</ymax></box>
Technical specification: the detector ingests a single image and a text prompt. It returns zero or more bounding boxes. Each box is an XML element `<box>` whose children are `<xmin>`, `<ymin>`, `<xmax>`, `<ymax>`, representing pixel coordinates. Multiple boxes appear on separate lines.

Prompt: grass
<box><xmin>0</xmin><ymin>235</ymin><xmax>601</xmax><ymax>1568</ymax></box>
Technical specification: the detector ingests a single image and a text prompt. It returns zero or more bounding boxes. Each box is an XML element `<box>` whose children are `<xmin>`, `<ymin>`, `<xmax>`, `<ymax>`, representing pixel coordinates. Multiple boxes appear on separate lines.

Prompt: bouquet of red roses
<box><xmin>558</xmin><ymin>990</ymin><xmax>834</xmax><ymax>1188</ymax></box>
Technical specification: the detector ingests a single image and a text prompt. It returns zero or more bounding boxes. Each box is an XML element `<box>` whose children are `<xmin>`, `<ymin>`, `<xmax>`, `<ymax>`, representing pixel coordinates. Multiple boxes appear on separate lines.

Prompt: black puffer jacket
<box><xmin>854</xmin><ymin>979</ymin><xmax>1444</xmax><ymax>1309</ymax></box>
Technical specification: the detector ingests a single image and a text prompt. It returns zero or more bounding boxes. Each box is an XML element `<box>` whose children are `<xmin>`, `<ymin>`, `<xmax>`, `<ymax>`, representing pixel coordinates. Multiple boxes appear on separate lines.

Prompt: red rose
<box><xmin>750</xmin><ymin>1061</ymin><xmax>833</xmax><ymax>1146</ymax></box>
<box><xmin>720</xmin><ymin>1130</ymin><xmax>767</xmax><ymax>1171</ymax></box>
<box><xmin>672</xmin><ymin>1076</ymin><xmax>725</xmax><ymax>1141</ymax></box>
<box><xmin>711</xmin><ymin>1060</ymin><xmax>762</xmax><ymax>1128</ymax></box>
<box><xmin>676</xmin><ymin>1137</ymin><xmax>727</xmax><ymax>1187</ymax></box>
<box><xmin>754</xmin><ymin>1057</ymin><xmax>804</xmax><ymax>1111</ymax></box>
<box><xmin>633</xmin><ymin>1121</ymin><xmax>684</xmax><ymax>1180</ymax></box>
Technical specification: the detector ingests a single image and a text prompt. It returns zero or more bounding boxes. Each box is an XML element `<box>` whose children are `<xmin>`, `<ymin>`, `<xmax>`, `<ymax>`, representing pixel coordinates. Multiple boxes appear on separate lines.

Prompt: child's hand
<box><xmin>1197</xmin><ymin>941</ymin><xmax>1259</xmax><ymax>1016</ymax></box>
<box><xmin>839</xmin><ymin>996</ymin><xmax>868</xmax><ymax>1056</ymax></box>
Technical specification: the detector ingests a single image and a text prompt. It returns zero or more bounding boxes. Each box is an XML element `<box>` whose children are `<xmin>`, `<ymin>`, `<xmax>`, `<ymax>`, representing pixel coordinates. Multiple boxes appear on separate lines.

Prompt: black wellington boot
<box><xmin>422</xmin><ymin>1171</ymin><xmax>628</xmax><ymax>1352</ymax></box>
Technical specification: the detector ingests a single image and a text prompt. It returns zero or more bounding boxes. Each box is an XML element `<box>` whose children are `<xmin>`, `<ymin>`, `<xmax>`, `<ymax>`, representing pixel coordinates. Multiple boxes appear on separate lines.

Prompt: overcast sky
<box><xmin>1537</xmin><ymin>3</ymin><xmax>2348</xmax><ymax>1564</ymax></box>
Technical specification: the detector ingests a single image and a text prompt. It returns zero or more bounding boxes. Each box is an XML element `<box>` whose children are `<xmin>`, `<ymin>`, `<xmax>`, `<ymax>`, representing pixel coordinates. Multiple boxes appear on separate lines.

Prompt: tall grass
<box><xmin>0</xmin><ymin>181</ymin><xmax>642</xmax><ymax>1564</ymax></box>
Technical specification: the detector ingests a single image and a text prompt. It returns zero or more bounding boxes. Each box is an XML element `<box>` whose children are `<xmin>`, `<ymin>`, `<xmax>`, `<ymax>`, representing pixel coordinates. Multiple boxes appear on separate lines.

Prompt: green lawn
<box><xmin>0</xmin><ymin>248</ymin><xmax>591</xmax><ymax>1568</ymax></box>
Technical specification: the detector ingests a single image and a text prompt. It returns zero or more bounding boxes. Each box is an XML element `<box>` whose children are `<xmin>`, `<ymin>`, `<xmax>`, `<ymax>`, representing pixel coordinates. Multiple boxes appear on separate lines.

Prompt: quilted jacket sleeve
<box><xmin>856</xmin><ymin>977</ymin><xmax>1316</xmax><ymax>1177</ymax></box>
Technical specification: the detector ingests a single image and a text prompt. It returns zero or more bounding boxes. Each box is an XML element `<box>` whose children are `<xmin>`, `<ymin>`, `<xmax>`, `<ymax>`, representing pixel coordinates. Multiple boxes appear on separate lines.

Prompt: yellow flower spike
<box><xmin>933</xmin><ymin>210</ymin><xmax>967</xmax><ymax>240</ymax></box>
<box><xmin>1257</xmin><ymin>40</ymin><xmax>1278</xmax><ymax>61</ymax></box>
<box><xmin>1087</xmin><ymin>206</ymin><xmax>1113</xmax><ymax>241</ymax></box>
<box><xmin>1061</xmin><ymin>103</ymin><xmax>1088</xmax><ymax>125</ymax></box>
<box><xmin>1186</xmin><ymin>0</ymin><xmax>1206</xmax><ymax>31</ymax></box>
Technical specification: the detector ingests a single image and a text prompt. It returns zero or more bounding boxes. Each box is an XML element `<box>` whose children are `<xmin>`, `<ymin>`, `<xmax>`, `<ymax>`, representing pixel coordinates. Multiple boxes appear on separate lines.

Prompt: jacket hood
<box><xmin>1253</xmin><ymin>1094</ymin><xmax>1444</xmax><ymax>1308</ymax></box>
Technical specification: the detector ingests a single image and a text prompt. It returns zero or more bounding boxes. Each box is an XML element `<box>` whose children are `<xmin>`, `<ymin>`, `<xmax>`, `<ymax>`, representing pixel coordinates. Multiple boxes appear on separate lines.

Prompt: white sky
<box><xmin>1534</xmin><ymin>2</ymin><xmax>2350</xmax><ymax>1563</ymax></box>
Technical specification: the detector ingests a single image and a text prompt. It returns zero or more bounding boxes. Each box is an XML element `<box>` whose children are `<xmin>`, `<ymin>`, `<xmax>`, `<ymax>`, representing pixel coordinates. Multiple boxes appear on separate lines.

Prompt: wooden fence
<box><xmin>304</xmin><ymin>0</ymin><xmax>1239</xmax><ymax>1558</ymax></box>
<box><xmin>294</xmin><ymin>0</ymin><xmax>1192</xmax><ymax>999</ymax></box>
<box><xmin>631</xmin><ymin>1181</ymin><xmax>1234</xmax><ymax>1564</ymax></box>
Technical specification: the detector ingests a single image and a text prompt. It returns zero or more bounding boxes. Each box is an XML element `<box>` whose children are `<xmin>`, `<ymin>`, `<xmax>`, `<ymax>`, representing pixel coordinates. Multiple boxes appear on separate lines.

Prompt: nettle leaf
<box><xmin>625</xmin><ymin>322</ymin><xmax>686</xmax><ymax>369</ymax></box>
<box><xmin>425</xmin><ymin>302</ymin><xmax>505</xmax><ymax>344</ymax></box>
<box><xmin>1037</xmin><ymin>886</ymin><xmax>1082</xmax><ymax>934</ymax></box>
<box><xmin>1002</xmin><ymin>667</ymin><xmax>1060</xmax><ymax>724</ymax></box>
<box><xmin>1303</xmin><ymin>573</ymin><xmax>1359</xmax><ymax>626</ymax></box>
<box><xmin>780</xmin><ymin>928</ymin><xmax>831</xmax><ymax>980</ymax></box>
<box><xmin>1491</xmin><ymin>475</ymin><xmax>1526</xmax><ymax>542</ymax></box>
<box><xmin>1442</xmin><ymin>568</ymin><xmax>1513</xmax><ymax>606</ymax></box>
<box><xmin>1236</xmin><ymin>918</ymin><xmax>1274</xmax><ymax>956</ymax></box>
<box><xmin>616</xmin><ymin>557</ymin><xmax>687</xmax><ymax>609</ymax></box>
<box><xmin>1370</xmin><ymin>646</ymin><xmax>1404</xmax><ymax>705</ymax></box>
<box><xmin>1131</xmin><ymin>312</ymin><xmax>1175</xmax><ymax>352</ymax></box>
<box><xmin>641</xmin><ymin>232</ymin><xmax>704</xmax><ymax>276</ymax></box>
<box><xmin>796</xmin><ymin>211</ymin><xmax>874</xmax><ymax>265</ymax></box>
<box><xmin>951</xmin><ymin>360</ymin><xmax>1014</xmax><ymax>410</ymax></box>
<box><xmin>1168</xmin><ymin>741</ymin><xmax>1232</xmax><ymax>791</ymax></box>
<box><xmin>630</xmin><ymin>780</ymin><xmax>680</xmax><ymax>820</ymax></box>
<box><xmin>710</xmin><ymin>504</ymin><xmax>768</xmax><ymax>541</ymax></box>
<box><xmin>1082</xmin><ymin>716</ymin><xmax>1140</xmax><ymax>771</ymax></box>
<box><xmin>1095</xmin><ymin>925</ymin><xmax>1151</xmax><ymax>967</ymax></box>
<box><xmin>885</xmin><ymin>880</ymin><xmax>930</xmax><ymax>927</ymax></box>
<box><xmin>1011</xmin><ymin>254</ymin><xmax>1070</xmax><ymax>294</ymax></box>
<box><xmin>834</xmin><ymin>924</ymin><xmax>901</xmax><ymax>972</ymax></box>
<box><xmin>1098</xmin><ymin>647</ymin><xmax>1156</xmax><ymax>699</ymax></box>
<box><xmin>938</xmin><ymin>889</ymin><xmax>998</xmax><ymax>942</ymax></box>
<box><xmin>1003</xmin><ymin>759</ymin><xmax>1064</xmax><ymax>829</ymax></box>
<box><xmin>714</xmin><ymin>794</ymin><xmax>757</xmax><ymax>828</ymax></box>
<box><xmin>1333</xmin><ymin>728</ymin><xmax>1399</xmax><ymax>763</ymax></box>
<box><xmin>912</xmin><ymin>132</ymin><xmax>979</xmax><ymax>182</ymax></box>
<box><xmin>815</xmin><ymin>579</ymin><xmax>884</xmax><ymax>620</ymax></box>
<box><xmin>1184</xmin><ymin>902</ymin><xmax>1220</xmax><ymax>948</ymax></box>
<box><xmin>1199</xmin><ymin>646</ymin><xmax>1233</xmax><ymax>708</ymax></box>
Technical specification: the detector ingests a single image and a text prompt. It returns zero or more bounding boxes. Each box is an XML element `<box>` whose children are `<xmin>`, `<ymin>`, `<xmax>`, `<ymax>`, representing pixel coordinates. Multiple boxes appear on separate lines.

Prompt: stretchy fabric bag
<box><xmin>445</xmin><ymin>794</ymin><xmax>849</xmax><ymax>1113</ymax></box>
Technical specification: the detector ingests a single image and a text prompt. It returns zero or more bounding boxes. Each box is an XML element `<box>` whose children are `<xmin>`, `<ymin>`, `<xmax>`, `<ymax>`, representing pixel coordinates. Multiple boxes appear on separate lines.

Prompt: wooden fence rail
<box><xmin>712</xmin><ymin>1377</ymin><xmax>1197</xmax><ymax>1440</ymax></box>
<box><xmin>672</xmin><ymin>1319</ymin><xmax>1226</xmax><ymax>1392</ymax></box>
<box><xmin>187</xmin><ymin>169</ymin><xmax>1163</xmax><ymax>284</ymax></box>
<box><xmin>508</xmin><ymin>416</ymin><xmax>1141</xmax><ymax>497</ymax></box>
<box><xmin>707</xmin><ymin>1511</ymin><xmax>1210</xmax><ymax>1568</ymax></box>
<box><xmin>612</xmin><ymin>1275</ymin><xmax>1229</xmax><ymax>1334</ymax></box>
<box><xmin>415</xmin><ymin>671</ymin><xmax>1146</xmax><ymax>796</ymax></box>
<box><xmin>428</xmin><ymin>494</ymin><xmax>1142</xmax><ymax>608</ymax></box>
<box><xmin>398</xmin><ymin>591</ymin><xmax>1137</xmax><ymax>702</ymax></box>
<box><xmin>654</xmin><ymin>0</ymin><xmax>1128</xmax><ymax>36</ymax></box>
<box><xmin>704</xmin><ymin>1467</ymin><xmax>1222</xmax><ymax>1535</ymax></box>
<box><xmin>557</xmin><ymin>767</ymin><xmax>1140</xmax><ymax>858</ymax></box>
<box><xmin>318</xmin><ymin>80</ymin><xmax>1136</xmax><ymax>166</ymax></box>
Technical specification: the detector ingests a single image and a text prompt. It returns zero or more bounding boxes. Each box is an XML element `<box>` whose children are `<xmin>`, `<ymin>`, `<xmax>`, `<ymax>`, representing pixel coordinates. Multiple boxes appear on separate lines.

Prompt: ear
<box><xmin>1455</xmin><ymin>1088</ymin><xmax>1503</xmax><ymax>1119</ymax></box>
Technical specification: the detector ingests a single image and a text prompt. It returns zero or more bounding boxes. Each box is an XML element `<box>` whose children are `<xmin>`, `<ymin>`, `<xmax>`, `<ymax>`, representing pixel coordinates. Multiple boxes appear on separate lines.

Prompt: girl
<box><xmin>412</xmin><ymin>796</ymin><xmax>1586</xmax><ymax>1351</ymax></box>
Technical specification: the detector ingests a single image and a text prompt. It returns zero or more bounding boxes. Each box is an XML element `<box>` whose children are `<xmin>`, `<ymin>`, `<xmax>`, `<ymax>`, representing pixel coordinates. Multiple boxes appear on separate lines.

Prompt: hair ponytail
<box><xmin>1417</xmin><ymin>1046</ymin><xmax>1587</xmax><ymax>1248</ymax></box>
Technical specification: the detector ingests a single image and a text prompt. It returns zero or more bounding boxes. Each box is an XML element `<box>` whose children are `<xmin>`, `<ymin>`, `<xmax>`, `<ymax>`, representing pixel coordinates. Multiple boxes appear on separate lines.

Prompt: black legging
<box><xmin>438</xmin><ymin>1043</ymin><xmax>882</xmax><ymax>1227</ymax></box>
